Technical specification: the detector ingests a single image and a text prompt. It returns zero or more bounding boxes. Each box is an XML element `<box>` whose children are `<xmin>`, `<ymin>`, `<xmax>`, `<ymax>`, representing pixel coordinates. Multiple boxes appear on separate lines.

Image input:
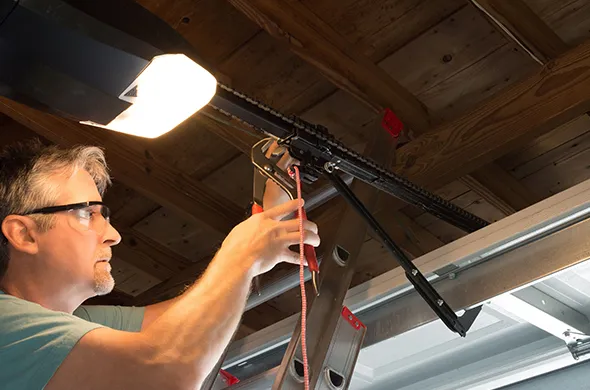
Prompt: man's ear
<box><xmin>1</xmin><ymin>216</ymin><xmax>39</xmax><ymax>255</ymax></box>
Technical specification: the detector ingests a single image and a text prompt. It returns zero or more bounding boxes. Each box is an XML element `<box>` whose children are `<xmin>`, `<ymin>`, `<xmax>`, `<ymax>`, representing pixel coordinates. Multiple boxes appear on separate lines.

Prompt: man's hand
<box><xmin>218</xmin><ymin>199</ymin><xmax>319</xmax><ymax>276</ymax></box>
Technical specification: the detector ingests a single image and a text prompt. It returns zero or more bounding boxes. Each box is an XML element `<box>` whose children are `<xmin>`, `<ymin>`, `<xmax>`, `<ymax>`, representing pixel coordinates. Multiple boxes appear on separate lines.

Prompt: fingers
<box><xmin>278</xmin><ymin>218</ymin><xmax>318</xmax><ymax>234</ymax></box>
<box><xmin>282</xmin><ymin>250</ymin><xmax>308</xmax><ymax>266</ymax></box>
<box><xmin>281</xmin><ymin>230</ymin><xmax>321</xmax><ymax>247</ymax></box>
<box><xmin>264</xmin><ymin>199</ymin><xmax>304</xmax><ymax>220</ymax></box>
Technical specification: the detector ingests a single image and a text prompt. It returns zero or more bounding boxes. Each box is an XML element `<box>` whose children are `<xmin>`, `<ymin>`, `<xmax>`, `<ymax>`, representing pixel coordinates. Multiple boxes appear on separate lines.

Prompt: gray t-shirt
<box><xmin>0</xmin><ymin>291</ymin><xmax>145</xmax><ymax>389</ymax></box>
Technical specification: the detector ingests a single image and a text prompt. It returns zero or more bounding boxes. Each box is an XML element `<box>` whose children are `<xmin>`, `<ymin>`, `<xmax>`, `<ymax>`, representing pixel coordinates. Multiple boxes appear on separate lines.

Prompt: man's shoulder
<box><xmin>0</xmin><ymin>293</ymin><xmax>105</xmax><ymax>390</ymax></box>
<box><xmin>0</xmin><ymin>292</ymin><xmax>102</xmax><ymax>341</ymax></box>
<box><xmin>74</xmin><ymin>304</ymin><xmax>146</xmax><ymax>332</ymax></box>
<box><xmin>0</xmin><ymin>291</ymin><xmax>29</xmax><ymax>305</ymax></box>
<box><xmin>0</xmin><ymin>292</ymin><xmax>52</xmax><ymax>319</ymax></box>
<box><xmin>0</xmin><ymin>292</ymin><xmax>69</xmax><ymax>318</ymax></box>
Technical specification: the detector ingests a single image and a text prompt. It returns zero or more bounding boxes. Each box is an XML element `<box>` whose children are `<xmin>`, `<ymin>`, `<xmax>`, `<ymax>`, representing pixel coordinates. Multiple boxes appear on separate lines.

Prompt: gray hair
<box><xmin>0</xmin><ymin>139</ymin><xmax>111</xmax><ymax>280</ymax></box>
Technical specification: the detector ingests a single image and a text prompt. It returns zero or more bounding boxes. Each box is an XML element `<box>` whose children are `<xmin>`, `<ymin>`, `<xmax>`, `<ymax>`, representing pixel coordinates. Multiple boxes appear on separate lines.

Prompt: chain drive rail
<box><xmin>209</xmin><ymin>83</ymin><xmax>489</xmax><ymax>233</ymax></box>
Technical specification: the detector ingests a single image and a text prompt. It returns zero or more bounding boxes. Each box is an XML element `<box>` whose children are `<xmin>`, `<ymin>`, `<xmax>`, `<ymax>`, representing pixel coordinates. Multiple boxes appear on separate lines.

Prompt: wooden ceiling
<box><xmin>2</xmin><ymin>0</ymin><xmax>590</xmax><ymax>339</ymax></box>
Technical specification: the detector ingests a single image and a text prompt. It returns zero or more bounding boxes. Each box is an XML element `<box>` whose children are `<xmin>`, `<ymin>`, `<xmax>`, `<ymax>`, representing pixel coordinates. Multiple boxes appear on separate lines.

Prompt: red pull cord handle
<box><xmin>295</xmin><ymin>207</ymin><xmax>319</xmax><ymax>273</ymax></box>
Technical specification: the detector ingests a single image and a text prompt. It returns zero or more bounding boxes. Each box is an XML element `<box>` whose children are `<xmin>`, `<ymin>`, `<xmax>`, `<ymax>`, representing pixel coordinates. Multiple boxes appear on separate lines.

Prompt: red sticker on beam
<box><xmin>381</xmin><ymin>108</ymin><xmax>404</xmax><ymax>138</ymax></box>
<box><xmin>341</xmin><ymin>306</ymin><xmax>365</xmax><ymax>330</ymax></box>
<box><xmin>220</xmin><ymin>370</ymin><xmax>240</xmax><ymax>386</ymax></box>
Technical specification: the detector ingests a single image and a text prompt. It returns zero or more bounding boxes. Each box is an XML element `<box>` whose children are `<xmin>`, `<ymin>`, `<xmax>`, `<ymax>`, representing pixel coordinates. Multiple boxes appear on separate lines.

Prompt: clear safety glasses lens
<box><xmin>67</xmin><ymin>204</ymin><xmax>111</xmax><ymax>235</ymax></box>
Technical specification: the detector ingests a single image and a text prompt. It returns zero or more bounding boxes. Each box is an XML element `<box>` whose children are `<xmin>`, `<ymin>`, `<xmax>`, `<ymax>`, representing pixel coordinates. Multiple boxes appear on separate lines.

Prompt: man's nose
<box><xmin>103</xmin><ymin>222</ymin><xmax>122</xmax><ymax>246</ymax></box>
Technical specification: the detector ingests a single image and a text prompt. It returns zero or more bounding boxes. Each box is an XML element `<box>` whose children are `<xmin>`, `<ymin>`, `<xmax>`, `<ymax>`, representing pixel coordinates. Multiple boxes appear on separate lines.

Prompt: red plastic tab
<box><xmin>381</xmin><ymin>108</ymin><xmax>404</xmax><ymax>138</ymax></box>
<box><xmin>220</xmin><ymin>370</ymin><xmax>240</xmax><ymax>386</ymax></box>
<box><xmin>296</xmin><ymin>208</ymin><xmax>320</xmax><ymax>273</ymax></box>
<box><xmin>252</xmin><ymin>203</ymin><xmax>264</xmax><ymax>214</ymax></box>
<box><xmin>341</xmin><ymin>307</ymin><xmax>365</xmax><ymax>330</ymax></box>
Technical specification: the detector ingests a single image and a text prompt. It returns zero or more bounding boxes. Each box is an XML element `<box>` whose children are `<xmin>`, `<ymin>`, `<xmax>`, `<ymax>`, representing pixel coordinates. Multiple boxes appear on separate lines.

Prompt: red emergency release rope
<box><xmin>292</xmin><ymin>165</ymin><xmax>309</xmax><ymax>390</ymax></box>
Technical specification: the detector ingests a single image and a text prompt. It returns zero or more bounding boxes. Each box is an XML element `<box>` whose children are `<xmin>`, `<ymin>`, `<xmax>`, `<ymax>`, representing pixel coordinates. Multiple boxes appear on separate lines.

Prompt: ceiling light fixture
<box><xmin>0</xmin><ymin>0</ymin><xmax>217</xmax><ymax>138</ymax></box>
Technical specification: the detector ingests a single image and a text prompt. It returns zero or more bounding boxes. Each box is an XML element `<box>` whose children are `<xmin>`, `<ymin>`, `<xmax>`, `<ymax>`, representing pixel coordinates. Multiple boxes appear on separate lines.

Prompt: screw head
<box><xmin>411</xmin><ymin>269</ymin><xmax>418</xmax><ymax>276</ymax></box>
<box><xmin>437</xmin><ymin>299</ymin><xmax>444</xmax><ymax>306</ymax></box>
<box><xmin>263</xmin><ymin>164</ymin><xmax>273</xmax><ymax>173</ymax></box>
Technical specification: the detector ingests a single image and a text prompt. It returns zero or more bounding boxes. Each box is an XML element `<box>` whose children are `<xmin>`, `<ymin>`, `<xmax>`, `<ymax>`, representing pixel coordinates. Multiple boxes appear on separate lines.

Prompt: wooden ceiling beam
<box><xmin>459</xmin><ymin>163</ymin><xmax>539</xmax><ymax>215</ymax></box>
<box><xmin>227</xmin><ymin>0</ymin><xmax>433</xmax><ymax>135</ymax></box>
<box><xmin>461</xmin><ymin>164</ymin><xmax>543</xmax><ymax>215</ymax></box>
<box><xmin>466</xmin><ymin>0</ymin><xmax>583</xmax><ymax>214</ymax></box>
<box><xmin>303</xmin><ymin>35</ymin><xmax>590</xmax><ymax>230</ymax></box>
<box><xmin>0</xmin><ymin>98</ymin><xmax>243</xmax><ymax>235</ymax></box>
<box><xmin>198</xmin><ymin>106</ymin><xmax>262</xmax><ymax>155</ymax></box>
<box><xmin>285</xmin><ymin>38</ymin><xmax>590</xmax><ymax>323</ymax></box>
<box><xmin>227</xmin><ymin>0</ymin><xmax>538</xmax><ymax>219</ymax></box>
<box><xmin>470</xmin><ymin>0</ymin><xmax>568</xmax><ymax>64</ymax></box>
<box><xmin>394</xmin><ymin>38</ymin><xmax>590</xmax><ymax>197</ymax></box>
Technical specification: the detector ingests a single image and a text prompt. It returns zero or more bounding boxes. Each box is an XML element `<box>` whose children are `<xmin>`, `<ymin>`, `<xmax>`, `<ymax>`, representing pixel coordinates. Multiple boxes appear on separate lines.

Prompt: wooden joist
<box><xmin>470</xmin><ymin>0</ymin><xmax>568</xmax><ymax>64</ymax></box>
<box><xmin>227</xmin><ymin>0</ymin><xmax>433</xmax><ymax>134</ymax></box>
<box><xmin>461</xmin><ymin>163</ymin><xmax>543</xmax><ymax>215</ymax></box>
<box><xmin>462</xmin><ymin>0</ymin><xmax>575</xmax><ymax>213</ymax></box>
<box><xmin>393</xmin><ymin>38</ymin><xmax>590</xmax><ymax>194</ymax></box>
<box><xmin>227</xmin><ymin>0</ymin><xmax>540</xmax><ymax>218</ymax></box>
<box><xmin>199</xmin><ymin>106</ymin><xmax>262</xmax><ymax>155</ymax></box>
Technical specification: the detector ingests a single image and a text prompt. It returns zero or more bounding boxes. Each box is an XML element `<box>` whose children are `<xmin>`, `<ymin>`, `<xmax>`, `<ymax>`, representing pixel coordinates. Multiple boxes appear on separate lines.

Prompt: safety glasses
<box><xmin>23</xmin><ymin>201</ymin><xmax>112</xmax><ymax>236</ymax></box>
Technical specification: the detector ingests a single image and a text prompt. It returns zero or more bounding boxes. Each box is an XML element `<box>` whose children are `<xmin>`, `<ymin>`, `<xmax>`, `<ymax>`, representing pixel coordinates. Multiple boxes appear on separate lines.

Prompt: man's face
<box><xmin>35</xmin><ymin>169</ymin><xmax>121</xmax><ymax>297</ymax></box>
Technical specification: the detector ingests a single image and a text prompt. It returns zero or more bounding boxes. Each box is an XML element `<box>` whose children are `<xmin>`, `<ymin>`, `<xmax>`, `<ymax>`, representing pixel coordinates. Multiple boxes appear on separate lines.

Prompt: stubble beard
<box><xmin>93</xmin><ymin>262</ymin><xmax>115</xmax><ymax>296</ymax></box>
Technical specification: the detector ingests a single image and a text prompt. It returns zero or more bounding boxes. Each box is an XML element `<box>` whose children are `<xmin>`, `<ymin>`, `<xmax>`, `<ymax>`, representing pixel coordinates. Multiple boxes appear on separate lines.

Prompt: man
<box><xmin>0</xmin><ymin>139</ymin><xmax>320</xmax><ymax>389</ymax></box>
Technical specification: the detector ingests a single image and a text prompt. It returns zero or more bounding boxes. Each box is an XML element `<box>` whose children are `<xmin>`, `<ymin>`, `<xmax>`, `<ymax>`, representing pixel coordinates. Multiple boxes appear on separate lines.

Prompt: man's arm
<box><xmin>47</xmin><ymin>250</ymin><xmax>253</xmax><ymax>390</ymax></box>
<box><xmin>46</xmin><ymin>200</ymin><xmax>319</xmax><ymax>390</ymax></box>
<box><xmin>141</xmin><ymin>296</ymin><xmax>180</xmax><ymax>331</ymax></box>
<box><xmin>140</xmin><ymin>153</ymin><xmax>294</xmax><ymax>332</ymax></box>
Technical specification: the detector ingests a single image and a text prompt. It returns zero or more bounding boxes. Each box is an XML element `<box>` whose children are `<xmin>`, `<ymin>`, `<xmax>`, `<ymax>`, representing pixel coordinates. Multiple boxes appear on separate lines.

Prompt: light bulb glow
<box><xmin>81</xmin><ymin>54</ymin><xmax>217</xmax><ymax>138</ymax></box>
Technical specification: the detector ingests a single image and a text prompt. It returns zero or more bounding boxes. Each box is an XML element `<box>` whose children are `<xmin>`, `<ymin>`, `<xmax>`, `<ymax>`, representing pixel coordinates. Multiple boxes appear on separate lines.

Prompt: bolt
<box><xmin>348</xmin><ymin>314</ymin><xmax>353</xmax><ymax>321</ymax></box>
<box><xmin>437</xmin><ymin>299</ymin><xmax>444</xmax><ymax>306</ymax></box>
<box><xmin>324</xmin><ymin>162</ymin><xmax>336</xmax><ymax>173</ymax></box>
<box><xmin>411</xmin><ymin>269</ymin><xmax>418</xmax><ymax>276</ymax></box>
<box><xmin>263</xmin><ymin>164</ymin><xmax>273</xmax><ymax>173</ymax></box>
<box><xmin>355</xmin><ymin>322</ymin><xmax>360</xmax><ymax>327</ymax></box>
<box><xmin>442</xmin><ymin>54</ymin><xmax>453</xmax><ymax>63</ymax></box>
<box><xmin>449</xmin><ymin>272</ymin><xmax>456</xmax><ymax>280</ymax></box>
